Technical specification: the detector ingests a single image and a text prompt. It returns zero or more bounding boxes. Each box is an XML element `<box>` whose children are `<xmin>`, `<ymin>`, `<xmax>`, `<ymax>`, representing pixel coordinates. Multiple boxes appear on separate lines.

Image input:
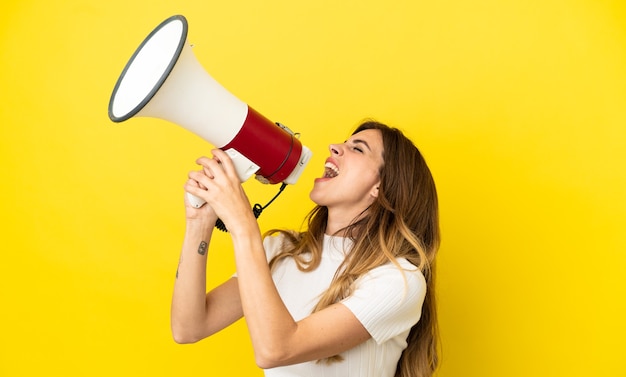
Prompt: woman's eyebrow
<box><xmin>351</xmin><ymin>139</ymin><xmax>372</xmax><ymax>151</ymax></box>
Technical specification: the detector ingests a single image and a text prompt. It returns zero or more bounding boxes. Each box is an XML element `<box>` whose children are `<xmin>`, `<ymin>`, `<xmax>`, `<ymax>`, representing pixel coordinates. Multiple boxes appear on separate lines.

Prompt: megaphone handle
<box><xmin>187</xmin><ymin>192</ymin><xmax>207</xmax><ymax>208</ymax></box>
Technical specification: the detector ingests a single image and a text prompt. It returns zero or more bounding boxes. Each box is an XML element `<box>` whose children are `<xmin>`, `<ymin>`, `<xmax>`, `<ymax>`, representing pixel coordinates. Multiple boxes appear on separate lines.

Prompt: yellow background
<box><xmin>1</xmin><ymin>0</ymin><xmax>625</xmax><ymax>376</ymax></box>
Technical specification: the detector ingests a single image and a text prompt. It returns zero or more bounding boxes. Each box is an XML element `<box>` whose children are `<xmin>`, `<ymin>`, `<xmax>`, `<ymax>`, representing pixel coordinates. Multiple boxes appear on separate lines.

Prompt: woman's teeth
<box><xmin>324</xmin><ymin>162</ymin><xmax>339</xmax><ymax>178</ymax></box>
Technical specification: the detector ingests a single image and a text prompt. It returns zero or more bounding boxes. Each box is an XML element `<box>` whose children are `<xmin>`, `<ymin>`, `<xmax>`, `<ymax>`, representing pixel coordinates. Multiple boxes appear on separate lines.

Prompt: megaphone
<box><xmin>108</xmin><ymin>15</ymin><xmax>312</xmax><ymax>209</ymax></box>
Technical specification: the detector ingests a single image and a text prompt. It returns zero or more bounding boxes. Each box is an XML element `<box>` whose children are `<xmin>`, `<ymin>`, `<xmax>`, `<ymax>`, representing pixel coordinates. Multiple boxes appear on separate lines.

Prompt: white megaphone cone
<box><xmin>108</xmin><ymin>15</ymin><xmax>312</xmax><ymax>209</ymax></box>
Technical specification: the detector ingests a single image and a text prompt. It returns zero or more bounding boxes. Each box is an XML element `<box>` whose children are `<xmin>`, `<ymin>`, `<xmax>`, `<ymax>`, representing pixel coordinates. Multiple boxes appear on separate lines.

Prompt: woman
<box><xmin>171</xmin><ymin>121</ymin><xmax>440</xmax><ymax>377</ymax></box>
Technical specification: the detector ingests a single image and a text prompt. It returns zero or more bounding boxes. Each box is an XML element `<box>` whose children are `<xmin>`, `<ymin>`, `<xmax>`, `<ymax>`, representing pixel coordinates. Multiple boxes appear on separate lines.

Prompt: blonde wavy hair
<box><xmin>266</xmin><ymin>121</ymin><xmax>440</xmax><ymax>377</ymax></box>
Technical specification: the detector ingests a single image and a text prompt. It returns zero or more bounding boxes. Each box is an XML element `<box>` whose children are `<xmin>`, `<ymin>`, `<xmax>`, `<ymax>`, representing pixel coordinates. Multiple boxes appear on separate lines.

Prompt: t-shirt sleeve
<box><xmin>340</xmin><ymin>262</ymin><xmax>427</xmax><ymax>344</ymax></box>
<box><xmin>262</xmin><ymin>233</ymin><xmax>288</xmax><ymax>262</ymax></box>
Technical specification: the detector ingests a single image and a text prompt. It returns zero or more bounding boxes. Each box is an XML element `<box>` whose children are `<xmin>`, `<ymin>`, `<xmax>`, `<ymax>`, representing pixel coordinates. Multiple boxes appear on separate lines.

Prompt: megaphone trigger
<box><xmin>222</xmin><ymin>148</ymin><xmax>260</xmax><ymax>182</ymax></box>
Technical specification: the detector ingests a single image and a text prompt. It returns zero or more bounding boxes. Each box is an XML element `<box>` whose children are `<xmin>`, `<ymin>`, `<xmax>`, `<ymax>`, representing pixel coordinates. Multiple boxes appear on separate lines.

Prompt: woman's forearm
<box><xmin>229</xmin><ymin>221</ymin><xmax>299</xmax><ymax>365</ymax></box>
<box><xmin>170</xmin><ymin>220</ymin><xmax>214</xmax><ymax>343</ymax></box>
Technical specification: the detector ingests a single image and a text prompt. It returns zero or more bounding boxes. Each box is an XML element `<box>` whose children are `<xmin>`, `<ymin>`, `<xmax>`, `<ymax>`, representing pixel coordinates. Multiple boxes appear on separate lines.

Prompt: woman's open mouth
<box><xmin>323</xmin><ymin>162</ymin><xmax>339</xmax><ymax>178</ymax></box>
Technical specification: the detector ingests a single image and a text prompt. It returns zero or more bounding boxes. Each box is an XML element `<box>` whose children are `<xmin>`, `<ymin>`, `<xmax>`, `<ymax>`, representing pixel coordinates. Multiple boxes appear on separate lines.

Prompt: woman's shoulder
<box><xmin>262</xmin><ymin>230</ymin><xmax>299</xmax><ymax>260</ymax></box>
<box><xmin>359</xmin><ymin>259</ymin><xmax>426</xmax><ymax>291</ymax></box>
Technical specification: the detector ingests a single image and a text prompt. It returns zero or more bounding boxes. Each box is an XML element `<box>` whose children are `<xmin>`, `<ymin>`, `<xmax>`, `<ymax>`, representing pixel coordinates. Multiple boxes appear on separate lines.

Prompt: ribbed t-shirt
<box><xmin>261</xmin><ymin>233</ymin><xmax>427</xmax><ymax>377</ymax></box>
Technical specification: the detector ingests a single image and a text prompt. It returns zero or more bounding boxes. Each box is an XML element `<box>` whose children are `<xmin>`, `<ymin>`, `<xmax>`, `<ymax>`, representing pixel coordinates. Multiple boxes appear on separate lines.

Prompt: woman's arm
<box><xmin>189</xmin><ymin>150</ymin><xmax>371</xmax><ymax>368</ymax></box>
<box><xmin>231</xmin><ymin>227</ymin><xmax>371</xmax><ymax>368</ymax></box>
<box><xmin>170</xmin><ymin>171</ymin><xmax>243</xmax><ymax>343</ymax></box>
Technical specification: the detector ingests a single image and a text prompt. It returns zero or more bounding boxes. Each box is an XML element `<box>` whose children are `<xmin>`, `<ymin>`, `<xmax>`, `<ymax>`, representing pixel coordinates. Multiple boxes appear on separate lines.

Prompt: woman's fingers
<box><xmin>187</xmin><ymin>153</ymin><xmax>238</xmax><ymax>201</ymax></box>
<box><xmin>195</xmin><ymin>156</ymin><xmax>218</xmax><ymax>179</ymax></box>
<box><xmin>209</xmin><ymin>149</ymin><xmax>239</xmax><ymax>180</ymax></box>
<box><xmin>188</xmin><ymin>170</ymin><xmax>213</xmax><ymax>191</ymax></box>
<box><xmin>186</xmin><ymin>152</ymin><xmax>251</xmax><ymax>226</ymax></box>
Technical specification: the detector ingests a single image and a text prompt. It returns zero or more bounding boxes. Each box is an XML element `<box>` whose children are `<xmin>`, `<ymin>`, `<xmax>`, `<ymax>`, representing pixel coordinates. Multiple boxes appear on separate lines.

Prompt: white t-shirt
<box><xmin>262</xmin><ymin>233</ymin><xmax>427</xmax><ymax>377</ymax></box>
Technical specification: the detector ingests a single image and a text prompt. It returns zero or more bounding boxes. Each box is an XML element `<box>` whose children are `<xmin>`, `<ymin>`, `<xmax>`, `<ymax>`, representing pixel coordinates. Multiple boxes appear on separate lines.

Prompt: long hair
<box><xmin>267</xmin><ymin>120</ymin><xmax>440</xmax><ymax>377</ymax></box>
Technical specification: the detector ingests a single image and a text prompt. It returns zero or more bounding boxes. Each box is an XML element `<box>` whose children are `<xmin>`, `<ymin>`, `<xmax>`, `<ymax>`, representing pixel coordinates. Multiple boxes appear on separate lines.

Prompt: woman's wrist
<box><xmin>229</xmin><ymin>222</ymin><xmax>262</xmax><ymax>253</ymax></box>
<box><xmin>185</xmin><ymin>217</ymin><xmax>217</xmax><ymax>237</ymax></box>
<box><xmin>224</xmin><ymin>209</ymin><xmax>259</xmax><ymax>238</ymax></box>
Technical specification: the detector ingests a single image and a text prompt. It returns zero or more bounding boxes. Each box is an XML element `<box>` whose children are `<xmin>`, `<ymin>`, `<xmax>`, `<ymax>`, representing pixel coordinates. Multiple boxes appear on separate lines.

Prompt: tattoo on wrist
<box><xmin>198</xmin><ymin>241</ymin><xmax>208</xmax><ymax>256</ymax></box>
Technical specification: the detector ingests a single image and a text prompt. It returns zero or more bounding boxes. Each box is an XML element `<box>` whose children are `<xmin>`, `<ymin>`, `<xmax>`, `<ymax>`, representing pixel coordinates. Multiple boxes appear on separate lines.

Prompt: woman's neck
<box><xmin>325</xmin><ymin>207</ymin><xmax>368</xmax><ymax>236</ymax></box>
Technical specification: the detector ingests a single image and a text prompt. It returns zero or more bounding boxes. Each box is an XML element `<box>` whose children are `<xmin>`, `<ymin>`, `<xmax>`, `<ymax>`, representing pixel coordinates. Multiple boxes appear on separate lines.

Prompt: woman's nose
<box><xmin>329</xmin><ymin>144</ymin><xmax>342</xmax><ymax>155</ymax></box>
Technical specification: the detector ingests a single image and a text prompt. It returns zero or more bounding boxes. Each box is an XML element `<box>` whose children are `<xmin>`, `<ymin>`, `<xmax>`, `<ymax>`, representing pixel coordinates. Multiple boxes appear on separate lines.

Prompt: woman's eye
<box><xmin>353</xmin><ymin>146</ymin><xmax>363</xmax><ymax>153</ymax></box>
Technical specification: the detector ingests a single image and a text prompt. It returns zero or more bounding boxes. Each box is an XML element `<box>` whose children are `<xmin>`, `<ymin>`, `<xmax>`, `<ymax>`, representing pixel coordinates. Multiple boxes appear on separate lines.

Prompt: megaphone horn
<box><xmin>108</xmin><ymin>15</ymin><xmax>312</xmax><ymax>209</ymax></box>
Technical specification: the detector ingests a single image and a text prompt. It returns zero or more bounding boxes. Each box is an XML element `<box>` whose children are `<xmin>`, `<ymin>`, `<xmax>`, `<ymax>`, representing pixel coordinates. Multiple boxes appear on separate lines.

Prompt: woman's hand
<box><xmin>184</xmin><ymin>149</ymin><xmax>255</xmax><ymax>232</ymax></box>
<box><xmin>182</xmin><ymin>178</ymin><xmax>218</xmax><ymax>223</ymax></box>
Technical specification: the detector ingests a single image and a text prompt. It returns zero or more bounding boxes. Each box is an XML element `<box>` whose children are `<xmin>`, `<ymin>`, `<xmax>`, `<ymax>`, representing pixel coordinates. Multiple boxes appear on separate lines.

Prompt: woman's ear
<box><xmin>370</xmin><ymin>183</ymin><xmax>380</xmax><ymax>199</ymax></box>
